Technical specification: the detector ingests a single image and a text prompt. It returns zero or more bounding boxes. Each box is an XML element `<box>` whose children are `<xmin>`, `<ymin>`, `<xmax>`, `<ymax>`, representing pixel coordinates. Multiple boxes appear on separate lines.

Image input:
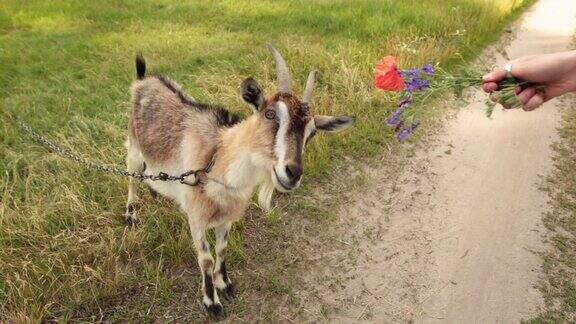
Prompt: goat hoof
<box><xmin>123</xmin><ymin>213</ymin><xmax>139</xmax><ymax>226</ymax></box>
<box><xmin>204</xmin><ymin>302</ymin><xmax>224</xmax><ymax>319</ymax></box>
<box><xmin>218</xmin><ymin>283</ymin><xmax>235</xmax><ymax>301</ymax></box>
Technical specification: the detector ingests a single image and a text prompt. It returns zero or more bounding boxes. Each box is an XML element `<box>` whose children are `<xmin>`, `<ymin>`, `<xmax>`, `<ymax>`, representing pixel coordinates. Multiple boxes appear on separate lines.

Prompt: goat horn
<box><xmin>267</xmin><ymin>43</ymin><xmax>292</xmax><ymax>93</ymax></box>
<box><xmin>302</xmin><ymin>70</ymin><xmax>317</xmax><ymax>103</ymax></box>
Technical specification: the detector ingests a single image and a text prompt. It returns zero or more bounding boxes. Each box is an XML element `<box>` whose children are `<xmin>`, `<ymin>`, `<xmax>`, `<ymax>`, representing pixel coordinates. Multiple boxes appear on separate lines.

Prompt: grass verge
<box><xmin>526</xmin><ymin>96</ymin><xmax>576</xmax><ymax>323</ymax></box>
<box><xmin>1</xmin><ymin>0</ymin><xmax>534</xmax><ymax>321</ymax></box>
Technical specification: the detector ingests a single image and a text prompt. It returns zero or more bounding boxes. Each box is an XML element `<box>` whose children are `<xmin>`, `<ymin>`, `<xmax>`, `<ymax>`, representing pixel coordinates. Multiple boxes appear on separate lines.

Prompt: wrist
<box><xmin>562</xmin><ymin>50</ymin><xmax>576</xmax><ymax>72</ymax></box>
<box><xmin>558</xmin><ymin>50</ymin><xmax>576</xmax><ymax>94</ymax></box>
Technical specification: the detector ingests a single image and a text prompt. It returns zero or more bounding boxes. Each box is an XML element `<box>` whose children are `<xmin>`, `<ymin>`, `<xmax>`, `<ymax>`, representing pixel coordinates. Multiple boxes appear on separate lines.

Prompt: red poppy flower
<box><xmin>373</xmin><ymin>56</ymin><xmax>405</xmax><ymax>92</ymax></box>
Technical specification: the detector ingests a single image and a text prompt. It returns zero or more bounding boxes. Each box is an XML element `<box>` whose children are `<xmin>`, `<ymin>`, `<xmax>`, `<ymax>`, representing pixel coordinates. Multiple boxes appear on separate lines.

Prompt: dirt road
<box><xmin>312</xmin><ymin>0</ymin><xmax>576</xmax><ymax>322</ymax></box>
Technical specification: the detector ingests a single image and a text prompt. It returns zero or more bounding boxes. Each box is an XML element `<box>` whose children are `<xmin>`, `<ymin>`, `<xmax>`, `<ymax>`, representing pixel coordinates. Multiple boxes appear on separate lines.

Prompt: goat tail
<box><xmin>135</xmin><ymin>53</ymin><xmax>146</xmax><ymax>80</ymax></box>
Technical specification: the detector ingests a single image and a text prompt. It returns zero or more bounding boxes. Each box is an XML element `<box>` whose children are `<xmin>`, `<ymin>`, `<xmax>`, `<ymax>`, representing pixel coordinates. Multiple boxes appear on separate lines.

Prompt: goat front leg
<box><xmin>214</xmin><ymin>222</ymin><xmax>234</xmax><ymax>300</ymax></box>
<box><xmin>189</xmin><ymin>223</ymin><xmax>224</xmax><ymax>318</ymax></box>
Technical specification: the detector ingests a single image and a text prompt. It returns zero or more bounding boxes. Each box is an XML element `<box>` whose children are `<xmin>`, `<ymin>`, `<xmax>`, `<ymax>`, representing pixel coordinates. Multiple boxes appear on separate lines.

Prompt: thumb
<box><xmin>482</xmin><ymin>69</ymin><xmax>507</xmax><ymax>82</ymax></box>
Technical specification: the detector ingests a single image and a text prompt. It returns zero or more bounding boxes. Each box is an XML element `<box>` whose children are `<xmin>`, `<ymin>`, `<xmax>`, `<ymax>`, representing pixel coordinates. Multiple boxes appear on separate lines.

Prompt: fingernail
<box><xmin>524</xmin><ymin>102</ymin><xmax>538</xmax><ymax>111</ymax></box>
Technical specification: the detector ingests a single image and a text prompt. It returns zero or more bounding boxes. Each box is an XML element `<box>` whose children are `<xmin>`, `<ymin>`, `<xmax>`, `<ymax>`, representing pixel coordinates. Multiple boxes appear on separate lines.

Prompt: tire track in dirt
<box><xmin>303</xmin><ymin>0</ymin><xmax>576</xmax><ymax>322</ymax></box>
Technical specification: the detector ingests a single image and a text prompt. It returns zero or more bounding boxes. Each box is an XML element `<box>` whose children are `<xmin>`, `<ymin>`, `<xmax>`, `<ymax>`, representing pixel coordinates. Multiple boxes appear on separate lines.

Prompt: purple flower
<box><xmin>386</xmin><ymin>106</ymin><xmax>406</xmax><ymax>128</ymax></box>
<box><xmin>386</xmin><ymin>97</ymin><xmax>412</xmax><ymax>128</ymax></box>
<box><xmin>401</xmin><ymin>68</ymin><xmax>420</xmax><ymax>79</ymax></box>
<box><xmin>418</xmin><ymin>79</ymin><xmax>430</xmax><ymax>91</ymax></box>
<box><xmin>405</xmin><ymin>76</ymin><xmax>429</xmax><ymax>93</ymax></box>
<box><xmin>408</xmin><ymin>68</ymin><xmax>420</xmax><ymax>78</ymax></box>
<box><xmin>396</xmin><ymin>121</ymin><xmax>420</xmax><ymax>142</ymax></box>
<box><xmin>400</xmin><ymin>64</ymin><xmax>434</xmax><ymax>94</ymax></box>
<box><xmin>399</xmin><ymin>97</ymin><xmax>412</xmax><ymax>108</ymax></box>
<box><xmin>422</xmin><ymin>64</ymin><xmax>435</xmax><ymax>75</ymax></box>
<box><xmin>405</xmin><ymin>80</ymin><xmax>417</xmax><ymax>93</ymax></box>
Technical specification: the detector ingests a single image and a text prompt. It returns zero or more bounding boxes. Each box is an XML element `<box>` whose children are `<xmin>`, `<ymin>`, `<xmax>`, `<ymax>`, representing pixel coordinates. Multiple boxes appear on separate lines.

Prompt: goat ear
<box><xmin>314</xmin><ymin>115</ymin><xmax>354</xmax><ymax>132</ymax></box>
<box><xmin>241</xmin><ymin>77</ymin><xmax>264</xmax><ymax>112</ymax></box>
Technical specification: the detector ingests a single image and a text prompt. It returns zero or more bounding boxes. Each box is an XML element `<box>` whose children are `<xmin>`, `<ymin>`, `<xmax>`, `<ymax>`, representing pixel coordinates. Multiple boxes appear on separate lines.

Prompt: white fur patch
<box><xmin>143</xmin><ymin>160</ymin><xmax>188</xmax><ymax>202</ymax></box>
<box><xmin>274</xmin><ymin>101</ymin><xmax>290</xmax><ymax>181</ymax></box>
<box><xmin>225</xmin><ymin>152</ymin><xmax>256</xmax><ymax>189</ymax></box>
<box><xmin>213</xmin><ymin>272</ymin><xmax>227</xmax><ymax>290</ymax></box>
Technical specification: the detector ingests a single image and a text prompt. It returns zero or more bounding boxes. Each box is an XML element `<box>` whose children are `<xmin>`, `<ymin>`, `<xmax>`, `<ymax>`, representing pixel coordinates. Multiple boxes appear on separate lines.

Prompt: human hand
<box><xmin>482</xmin><ymin>51</ymin><xmax>576</xmax><ymax>110</ymax></box>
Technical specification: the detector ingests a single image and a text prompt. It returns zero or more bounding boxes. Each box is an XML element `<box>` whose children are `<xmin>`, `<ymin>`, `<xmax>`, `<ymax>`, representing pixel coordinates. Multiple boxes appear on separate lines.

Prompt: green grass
<box><xmin>0</xmin><ymin>0</ymin><xmax>533</xmax><ymax>321</ymax></box>
<box><xmin>526</xmin><ymin>96</ymin><xmax>576</xmax><ymax>323</ymax></box>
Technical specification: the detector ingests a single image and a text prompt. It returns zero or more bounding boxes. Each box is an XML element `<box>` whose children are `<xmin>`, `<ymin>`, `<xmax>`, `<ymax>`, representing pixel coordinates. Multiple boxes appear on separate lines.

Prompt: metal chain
<box><xmin>17</xmin><ymin>120</ymin><xmax>212</xmax><ymax>187</ymax></box>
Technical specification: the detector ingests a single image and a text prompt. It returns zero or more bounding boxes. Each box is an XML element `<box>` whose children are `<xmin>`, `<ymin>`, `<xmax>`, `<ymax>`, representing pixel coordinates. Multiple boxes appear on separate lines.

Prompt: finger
<box><xmin>482</xmin><ymin>69</ymin><xmax>507</xmax><ymax>82</ymax></box>
<box><xmin>482</xmin><ymin>82</ymin><xmax>499</xmax><ymax>93</ymax></box>
<box><xmin>523</xmin><ymin>93</ymin><xmax>545</xmax><ymax>111</ymax></box>
<box><xmin>516</xmin><ymin>87</ymin><xmax>536</xmax><ymax>105</ymax></box>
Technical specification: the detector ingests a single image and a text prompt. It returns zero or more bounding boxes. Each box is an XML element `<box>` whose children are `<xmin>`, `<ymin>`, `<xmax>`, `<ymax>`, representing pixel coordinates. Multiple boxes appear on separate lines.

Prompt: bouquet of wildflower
<box><xmin>374</xmin><ymin>56</ymin><xmax>527</xmax><ymax>142</ymax></box>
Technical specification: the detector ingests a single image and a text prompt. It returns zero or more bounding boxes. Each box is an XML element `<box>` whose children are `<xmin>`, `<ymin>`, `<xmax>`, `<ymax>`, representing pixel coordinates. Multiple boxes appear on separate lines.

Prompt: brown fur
<box><xmin>129</xmin><ymin>76</ymin><xmax>240</xmax><ymax>164</ymax></box>
<box><xmin>130</xmin><ymin>78</ymin><xmax>192</xmax><ymax>162</ymax></box>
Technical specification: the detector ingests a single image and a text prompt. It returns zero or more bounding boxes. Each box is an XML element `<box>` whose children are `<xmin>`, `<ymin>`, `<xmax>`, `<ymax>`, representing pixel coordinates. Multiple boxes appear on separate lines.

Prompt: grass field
<box><xmin>1</xmin><ymin>0</ymin><xmax>533</xmax><ymax>321</ymax></box>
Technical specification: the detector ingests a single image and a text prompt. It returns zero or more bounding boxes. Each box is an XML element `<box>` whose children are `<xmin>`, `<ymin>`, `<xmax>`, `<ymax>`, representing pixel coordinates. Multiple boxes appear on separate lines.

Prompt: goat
<box><xmin>124</xmin><ymin>44</ymin><xmax>353</xmax><ymax>318</ymax></box>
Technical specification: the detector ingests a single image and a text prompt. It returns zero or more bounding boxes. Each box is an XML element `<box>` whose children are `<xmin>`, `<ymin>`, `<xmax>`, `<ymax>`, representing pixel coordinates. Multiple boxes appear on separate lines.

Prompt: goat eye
<box><xmin>265</xmin><ymin>109</ymin><xmax>276</xmax><ymax>120</ymax></box>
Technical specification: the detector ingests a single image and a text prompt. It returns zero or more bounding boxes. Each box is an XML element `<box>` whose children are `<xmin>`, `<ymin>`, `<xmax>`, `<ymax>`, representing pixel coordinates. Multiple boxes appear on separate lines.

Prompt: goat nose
<box><xmin>285</xmin><ymin>163</ymin><xmax>303</xmax><ymax>183</ymax></box>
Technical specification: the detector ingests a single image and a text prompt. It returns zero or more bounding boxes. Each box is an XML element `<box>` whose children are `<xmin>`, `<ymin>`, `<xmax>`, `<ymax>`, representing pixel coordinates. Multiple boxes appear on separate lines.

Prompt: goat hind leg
<box><xmin>124</xmin><ymin>140</ymin><xmax>144</xmax><ymax>226</ymax></box>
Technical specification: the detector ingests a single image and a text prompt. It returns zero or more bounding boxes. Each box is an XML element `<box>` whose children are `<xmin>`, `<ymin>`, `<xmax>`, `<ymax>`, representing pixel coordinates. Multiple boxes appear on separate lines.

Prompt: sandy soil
<box><xmin>305</xmin><ymin>0</ymin><xmax>576</xmax><ymax>322</ymax></box>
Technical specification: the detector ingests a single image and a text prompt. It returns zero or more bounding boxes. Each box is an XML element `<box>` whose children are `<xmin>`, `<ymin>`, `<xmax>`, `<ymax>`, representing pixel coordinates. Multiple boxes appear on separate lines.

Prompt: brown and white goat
<box><xmin>125</xmin><ymin>44</ymin><xmax>353</xmax><ymax>317</ymax></box>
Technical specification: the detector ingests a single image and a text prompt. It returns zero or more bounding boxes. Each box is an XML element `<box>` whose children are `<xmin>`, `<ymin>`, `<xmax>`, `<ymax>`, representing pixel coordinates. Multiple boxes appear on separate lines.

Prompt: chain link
<box><xmin>17</xmin><ymin>120</ymin><xmax>212</xmax><ymax>187</ymax></box>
